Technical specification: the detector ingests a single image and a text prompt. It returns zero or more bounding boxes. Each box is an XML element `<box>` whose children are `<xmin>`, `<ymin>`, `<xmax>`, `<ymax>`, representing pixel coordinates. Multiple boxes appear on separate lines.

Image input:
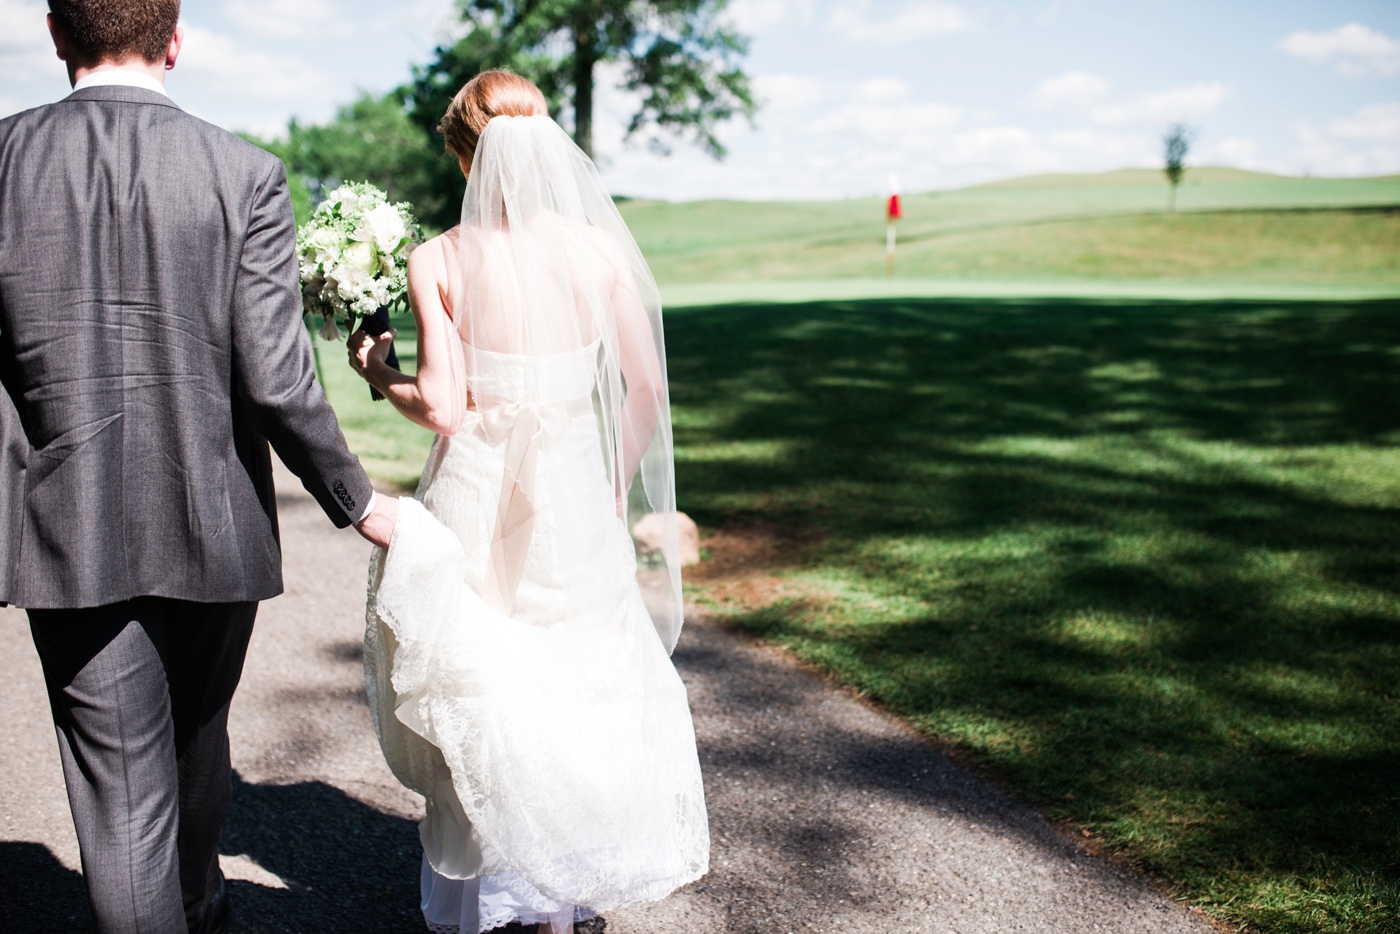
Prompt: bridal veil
<box><xmin>453</xmin><ymin>113</ymin><xmax>684</xmax><ymax>652</ymax></box>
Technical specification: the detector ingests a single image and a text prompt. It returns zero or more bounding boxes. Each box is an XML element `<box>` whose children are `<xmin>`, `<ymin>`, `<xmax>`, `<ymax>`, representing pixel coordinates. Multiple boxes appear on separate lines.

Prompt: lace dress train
<box><xmin>364</xmin><ymin>343</ymin><xmax>709</xmax><ymax>933</ymax></box>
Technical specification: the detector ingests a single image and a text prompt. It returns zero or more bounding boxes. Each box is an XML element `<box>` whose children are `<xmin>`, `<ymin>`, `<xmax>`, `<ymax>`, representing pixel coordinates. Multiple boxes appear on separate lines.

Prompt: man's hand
<box><xmin>354</xmin><ymin>494</ymin><xmax>399</xmax><ymax>550</ymax></box>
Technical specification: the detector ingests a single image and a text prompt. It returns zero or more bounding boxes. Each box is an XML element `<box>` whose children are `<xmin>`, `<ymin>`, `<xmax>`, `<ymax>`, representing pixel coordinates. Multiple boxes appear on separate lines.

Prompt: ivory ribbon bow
<box><xmin>478</xmin><ymin>395</ymin><xmax>594</xmax><ymax>615</ymax></box>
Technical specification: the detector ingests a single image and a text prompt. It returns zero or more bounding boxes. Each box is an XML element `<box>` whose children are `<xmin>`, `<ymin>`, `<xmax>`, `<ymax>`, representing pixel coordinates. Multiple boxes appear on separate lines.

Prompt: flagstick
<box><xmin>885</xmin><ymin>181</ymin><xmax>902</xmax><ymax>279</ymax></box>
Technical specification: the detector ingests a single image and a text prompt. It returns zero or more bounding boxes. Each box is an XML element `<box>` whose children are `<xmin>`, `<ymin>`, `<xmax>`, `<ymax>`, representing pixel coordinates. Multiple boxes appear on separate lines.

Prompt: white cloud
<box><xmin>1034</xmin><ymin>1</ymin><xmax>1064</xmax><ymax>28</ymax></box>
<box><xmin>805</xmin><ymin>77</ymin><xmax>962</xmax><ymax>141</ymax></box>
<box><xmin>1326</xmin><ymin>102</ymin><xmax>1400</xmax><ymax>142</ymax></box>
<box><xmin>828</xmin><ymin>0</ymin><xmax>972</xmax><ymax>45</ymax></box>
<box><xmin>1088</xmin><ymin>82</ymin><xmax>1226</xmax><ymax>126</ymax></box>
<box><xmin>938</xmin><ymin>125</ymin><xmax>1155</xmax><ymax>176</ymax></box>
<box><xmin>1025</xmin><ymin>71</ymin><xmax>1110</xmax><ymax>111</ymax></box>
<box><xmin>1026</xmin><ymin>74</ymin><xmax>1225</xmax><ymax>127</ymax></box>
<box><xmin>753</xmin><ymin>73</ymin><xmax>826</xmax><ymax>111</ymax></box>
<box><xmin>855</xmin><ymin>77</ymin><xmax>912</xmax><ymax>103</ymax></box>
<box><xmin>1280</xmin><ymin>23</ymin><xmax>1400</xmax><ymax>77</ymax></box>
<box><xmin>412</xmin><ymin>0</ymin><xmax>462</xmax><ymax>40</ymax></box>
<box><xmin>726</xmin><ymin>0</ymin><xmax>814</xmax><ymax>35</ymax></box>
<box><xmin>942</xmin><ymin>125</ymin><xmax>1039</xmax><ymax>167</ymax></box>
<box><xmin>176</xmin><ymin>24</ymin><xmax>339</xmax><ymax>102</ymax></box>
<box><xmin>1294</xmin><ymin>102</ymin><xmax>1400</xmax><ymax>176</ymax></box>
<box><xmin>0</xmin><ymin>0</ymin><xmax>58</xmax><ymax>82</ymax></box>
<box><xmin>1215</xmin><ymin>137</ymin><xmax>1261</xmax><ymax>168</ymax></box>
<box><xmin>224</xmin><ymin>0</ymin><xmax>352</xmax><ymax>39</ymax></box>
<box><xmin>589</xmin><ymin>59</ymin><xmax>1167</xmax><ymax>199</ymax></box>
<box><xmin>810</xmin><ymin>99</ymin><xmax>963</xmax><ymax>138</ymax></box>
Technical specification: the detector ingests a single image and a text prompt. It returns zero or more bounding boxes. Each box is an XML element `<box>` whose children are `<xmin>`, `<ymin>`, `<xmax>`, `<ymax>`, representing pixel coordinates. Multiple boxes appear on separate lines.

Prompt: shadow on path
<box><xmin>221</xmin><ymin>774</ymin><xmax>422</xmax><ymax>933</ymax></box>
<box><xmin>0</xmin><ymin>841</ymin><xmax>90</xmax><ymax>933</ymax></box>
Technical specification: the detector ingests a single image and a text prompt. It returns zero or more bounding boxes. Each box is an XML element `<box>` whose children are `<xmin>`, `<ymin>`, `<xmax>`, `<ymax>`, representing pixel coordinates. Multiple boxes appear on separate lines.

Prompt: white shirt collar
<box><xmin>73</xmin><ymin>69</ymin><xmax>170</xmax><ymax>99</ymax></box>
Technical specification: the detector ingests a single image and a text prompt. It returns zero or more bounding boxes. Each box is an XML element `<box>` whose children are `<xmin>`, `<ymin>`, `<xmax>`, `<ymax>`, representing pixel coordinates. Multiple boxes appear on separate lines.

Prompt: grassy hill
<box><xmin>618</xmin><ymin>168</ymin><xmax>1400</xmax><ymax>290</ymax></box>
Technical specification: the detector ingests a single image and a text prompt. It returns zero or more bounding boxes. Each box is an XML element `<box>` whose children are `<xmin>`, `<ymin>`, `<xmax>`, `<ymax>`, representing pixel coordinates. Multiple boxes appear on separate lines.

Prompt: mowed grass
<box><xmin>665</xmin><ymin>296</ymin><xmax>1400</xmax><ymax>934</ymax></box>
<box><xmin>311</xmin><ymin>171</ymin><xmax>1400</xmax><ymax>932</ymax></box>
<box><xmin>316</xmin><ymin>295</ymin><xmax>1400</xmax><ymax>933</ymax></box>
<box><xmin>619</xmin><ymin>168</ymin><xmax>1400</xmax><ymax>287</ymax></box>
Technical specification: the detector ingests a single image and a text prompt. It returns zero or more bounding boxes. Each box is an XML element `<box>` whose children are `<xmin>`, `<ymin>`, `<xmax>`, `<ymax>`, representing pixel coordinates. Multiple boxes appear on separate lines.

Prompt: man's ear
<box><xmin>47</xmin><ymin>13</ymin><xmax>71</xmax><ymax>62</ymax></box>
<box><xmin>164</xmin><ymin>24</ymin><xmax>183</xmax><ymax>71</ymax></box>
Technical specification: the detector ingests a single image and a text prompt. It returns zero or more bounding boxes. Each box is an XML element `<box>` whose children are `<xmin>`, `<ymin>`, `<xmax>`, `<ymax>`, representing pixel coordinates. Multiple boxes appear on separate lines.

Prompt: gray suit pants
<box><xmin>28</xmin><ymin>599</ymin><xmax>256</xmax><ymax>934</ymax></box>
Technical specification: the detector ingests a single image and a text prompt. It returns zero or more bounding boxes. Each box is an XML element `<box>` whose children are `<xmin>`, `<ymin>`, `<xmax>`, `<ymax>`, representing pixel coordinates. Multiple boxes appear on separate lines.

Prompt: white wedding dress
<box><xmin>363</xmin><ymin>114</ymin><xmax>708</xmax><ymax>933</ymax></box>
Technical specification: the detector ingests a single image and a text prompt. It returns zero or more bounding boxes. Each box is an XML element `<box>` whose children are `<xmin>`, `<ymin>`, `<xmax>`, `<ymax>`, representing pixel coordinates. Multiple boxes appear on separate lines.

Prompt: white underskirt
<box><xmin>420</xmin><ymin>855</ymin><xmax>598</xmax><ymax>934</ymax></box>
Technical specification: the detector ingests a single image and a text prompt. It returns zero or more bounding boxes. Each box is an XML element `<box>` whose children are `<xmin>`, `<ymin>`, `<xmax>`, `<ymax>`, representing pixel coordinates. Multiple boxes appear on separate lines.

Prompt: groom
<box><xmin>0</xmin><ymin>2</ymin><xmax>398</xmax><ymax>932</ymax></box>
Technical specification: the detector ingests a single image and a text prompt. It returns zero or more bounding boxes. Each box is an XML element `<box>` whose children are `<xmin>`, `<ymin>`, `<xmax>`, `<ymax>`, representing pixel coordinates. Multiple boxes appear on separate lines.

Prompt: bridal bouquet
<box><xmin>297</xmin><ymin>182</ymin><xmax>420</xmax><ymax>398</ymax></box>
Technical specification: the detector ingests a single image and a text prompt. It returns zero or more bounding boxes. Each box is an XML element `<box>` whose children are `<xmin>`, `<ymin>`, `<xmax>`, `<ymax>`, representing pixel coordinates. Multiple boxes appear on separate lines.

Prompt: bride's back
<box><xmin>447</xmin><ymin>215</ymin><xmax>616</xmax><ymax>362</ymax></box>
<box><xmin>423</xmin><ymin>68</ymin><xmax>683</xmax><ymax>652</ymax></box>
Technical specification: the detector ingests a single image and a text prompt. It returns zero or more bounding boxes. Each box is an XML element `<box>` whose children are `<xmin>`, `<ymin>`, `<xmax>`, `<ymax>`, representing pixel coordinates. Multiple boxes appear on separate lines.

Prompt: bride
<box><xmin>346</xmin><ymin>71</ymin><xmax>709</xmax><ymax>934</ymax></box>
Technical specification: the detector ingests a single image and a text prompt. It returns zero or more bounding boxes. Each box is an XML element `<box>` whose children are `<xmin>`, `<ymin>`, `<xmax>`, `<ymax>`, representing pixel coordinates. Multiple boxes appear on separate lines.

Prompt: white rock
<box><xmin>632</xmin><ymin>511</ymin><xmax>701</xmax><ymax>567</ymax></box>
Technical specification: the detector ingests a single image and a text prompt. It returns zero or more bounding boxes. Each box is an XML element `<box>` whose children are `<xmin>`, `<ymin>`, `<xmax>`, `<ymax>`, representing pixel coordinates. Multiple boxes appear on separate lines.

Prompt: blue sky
<box><xmin>2</xmin><ymin>0</ymin><xmax>1397</xmax><ymax>199</ymax></box>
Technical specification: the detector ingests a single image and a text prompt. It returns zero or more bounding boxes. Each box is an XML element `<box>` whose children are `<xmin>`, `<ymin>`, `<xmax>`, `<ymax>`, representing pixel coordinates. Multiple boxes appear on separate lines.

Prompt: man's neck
<box><xmin>69</xmin><ymin>59</ymin><xmax>165</xmax><ymax>89</ymax></box>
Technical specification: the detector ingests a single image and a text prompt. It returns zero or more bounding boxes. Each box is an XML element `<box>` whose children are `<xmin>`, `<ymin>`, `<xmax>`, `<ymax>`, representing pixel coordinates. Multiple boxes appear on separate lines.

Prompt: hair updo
<box><xmin>439</xmin><ymin>70</ymin><xmax>548</xmax><ymax>163</ymax></box>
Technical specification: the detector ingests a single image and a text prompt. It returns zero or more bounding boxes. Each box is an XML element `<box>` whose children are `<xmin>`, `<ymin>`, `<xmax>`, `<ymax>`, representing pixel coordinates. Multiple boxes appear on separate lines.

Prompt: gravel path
<box><xmin>1</xmin><ymin>465</ymin><xmax>1216</xmax><ymax>933</ymax></box>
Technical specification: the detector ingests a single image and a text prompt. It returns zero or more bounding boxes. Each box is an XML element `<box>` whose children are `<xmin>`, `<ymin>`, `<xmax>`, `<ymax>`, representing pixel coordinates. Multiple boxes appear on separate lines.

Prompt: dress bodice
<box><xmin>466</xmin><ymin>340</ymin><xmax>601</xmax><ymax>406</ymax></box>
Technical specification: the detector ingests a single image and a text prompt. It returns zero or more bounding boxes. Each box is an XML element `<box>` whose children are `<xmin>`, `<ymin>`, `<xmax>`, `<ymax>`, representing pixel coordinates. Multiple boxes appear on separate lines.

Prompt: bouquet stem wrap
<box><xmin>361</xmin><ymin>307</ymin><xmax>401</xmax><ymax>401</ymax></box>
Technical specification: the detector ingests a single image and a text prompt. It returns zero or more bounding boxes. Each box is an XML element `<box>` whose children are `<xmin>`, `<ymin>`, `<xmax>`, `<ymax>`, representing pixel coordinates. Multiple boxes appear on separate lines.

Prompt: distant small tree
<box><xmin>1163</xmin><ymin>124</ymin><xmax>1194</xmax><ymax>212</ymax></box>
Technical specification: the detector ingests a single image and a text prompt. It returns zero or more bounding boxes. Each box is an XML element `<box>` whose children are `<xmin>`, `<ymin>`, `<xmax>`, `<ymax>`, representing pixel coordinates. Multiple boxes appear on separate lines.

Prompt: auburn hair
<box><xmin>48</xmin><ymin>0</ymin><xmax>181</xmax><ymax>65</ymax></box>
<box><xmin>439</xmin><ymin>70</ymin><xmax>548</xmax><ymax>163</ymax></box>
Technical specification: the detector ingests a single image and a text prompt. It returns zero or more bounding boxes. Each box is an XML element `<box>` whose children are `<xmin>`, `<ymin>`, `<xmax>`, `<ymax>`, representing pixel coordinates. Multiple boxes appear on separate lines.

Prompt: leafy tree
<box><xmin>246</xmin><ymin>1</ymin><xmax>755</xmax><ymax>233</ymax></box>
<box><xmin>1163</xmin><ymin>123</ymin><xmax>1194</xmax><ymax>212</ymax></box>
<box><xmin>406</xmin><ymin>0</ymin><xmax>756</xmax><ymax>189</ymax></box>
<box><xmin>240</xmin><ymin>131</ymin><xmax>317</xmax><ymax>224</ymax></box>
<box><xmin>244</xmin><ymin>92</ymin><xmax>451</xmax><ymax>229</ymax></box>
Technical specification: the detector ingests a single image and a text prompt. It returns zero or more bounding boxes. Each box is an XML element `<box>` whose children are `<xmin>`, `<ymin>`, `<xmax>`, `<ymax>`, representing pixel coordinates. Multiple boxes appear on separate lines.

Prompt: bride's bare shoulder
<box><xmin>579</xmin><ymin>223</ymin><xmax>632</xmax><ymax>277</ymax></box>
<box><xmin>409</xmin><ymin>228</ymin><xmax>461</xmax><ymax>274</ymax></box>
<box><xmin>407</xmin><ymin>228</ymin><xmax>466</xmax><ymax>315</ymax></box>
<box><xmin>408</xmin><ymin>227</ymin><xmax>467</xmax><ymax>291</ymax></box>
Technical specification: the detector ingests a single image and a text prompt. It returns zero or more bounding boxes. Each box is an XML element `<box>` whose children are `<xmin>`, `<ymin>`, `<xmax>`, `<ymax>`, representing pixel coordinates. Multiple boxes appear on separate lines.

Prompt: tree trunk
<box><xmin>572</xmin><ymin>8</ymin><xmax>597</xmax><ymax>159</ymax></box>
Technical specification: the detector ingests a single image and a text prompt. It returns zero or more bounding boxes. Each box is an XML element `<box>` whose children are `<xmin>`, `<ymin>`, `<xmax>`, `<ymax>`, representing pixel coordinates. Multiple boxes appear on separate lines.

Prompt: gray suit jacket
<box><xmin>0</xmin><ymin>86</ymin><xmax>374</xmax><ymax>609</ymax></box>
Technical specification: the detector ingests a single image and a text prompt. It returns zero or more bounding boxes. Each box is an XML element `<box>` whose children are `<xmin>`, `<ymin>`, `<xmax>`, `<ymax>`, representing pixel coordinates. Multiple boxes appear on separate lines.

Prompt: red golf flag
<box><xmin>887</xmin><ymin>193</ymin><xmax>902</xmax><ymax>221</ymax></box>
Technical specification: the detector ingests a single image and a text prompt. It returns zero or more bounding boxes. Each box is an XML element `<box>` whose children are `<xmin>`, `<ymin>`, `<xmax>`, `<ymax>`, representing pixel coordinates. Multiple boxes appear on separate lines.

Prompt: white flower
<box><xmin>369</xmin><ymin>280</ymin><xmax>391</xmax><ymax>307</ymax></box>
<box><xmin>309</xmin><ymin>230</ymin><xmax>342</xmax><ymax>268</ymax></box>
<box><xmin>311</xmin><ymin>227</ymin><xmax>340</xmax><ymax>251</ymax></box>
<box><xmin>361</xmin><ymin>203</ymin><xmax>407</xmax><ymax>255</ymax></box>
<box><xmin>342</xmin><ymin>241</ymin><xmax>377</xmax><ymax>276</ymax></box>
<box><xmin>320</xmin><ymin>315</ymin><xmax>343</xmax><ymax>341</ymax></box>
<box><xmin>329</xmin><ymin>265</ymin><xmax>365</xmax><ymax>300</ymax></box>
<box><xmin>325</xmin><ymin>186</ymin><xmax>359</xmax><ymax>213</ymax></box>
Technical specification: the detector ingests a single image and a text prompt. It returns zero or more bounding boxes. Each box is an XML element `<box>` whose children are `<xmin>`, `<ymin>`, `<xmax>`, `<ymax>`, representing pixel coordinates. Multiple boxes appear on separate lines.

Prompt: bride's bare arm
<box><xmin>609</xmin><ymin>249</ymin><xmax>665</xmax><ymax>489</ymax></box>
<box><xmin>349</xmin><ymin>236</ymin><xmax>467</xmax><ymax>435</ymax></box>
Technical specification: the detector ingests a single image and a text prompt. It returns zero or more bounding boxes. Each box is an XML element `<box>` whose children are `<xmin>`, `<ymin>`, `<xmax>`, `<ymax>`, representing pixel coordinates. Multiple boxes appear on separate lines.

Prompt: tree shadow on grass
<box><xmin>665</xmin><ymin>296</ymin><xmax>1400</xmax><ymax>931</ymax></box>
